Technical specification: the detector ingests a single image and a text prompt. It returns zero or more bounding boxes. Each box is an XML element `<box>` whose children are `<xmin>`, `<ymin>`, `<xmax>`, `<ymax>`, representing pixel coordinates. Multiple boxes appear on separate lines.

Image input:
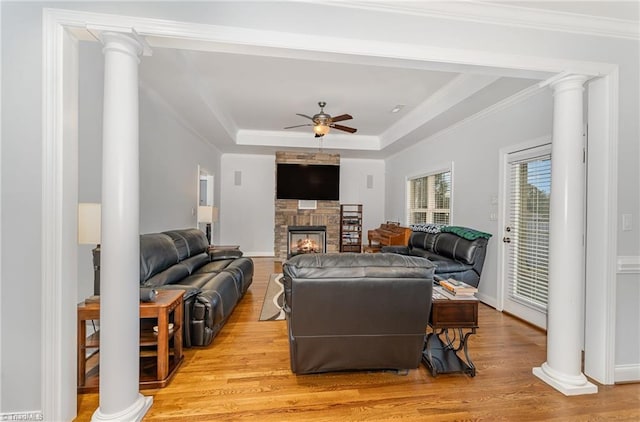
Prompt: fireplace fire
<box><xmin>287</xmin><ymin>226</ymin><xmax>326</xmax><ymax>258</ymax></box>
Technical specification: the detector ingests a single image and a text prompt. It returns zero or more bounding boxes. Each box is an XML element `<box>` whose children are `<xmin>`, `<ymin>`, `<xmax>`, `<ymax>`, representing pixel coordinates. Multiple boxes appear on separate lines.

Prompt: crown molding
<box><xmin>313</xmin><ymin>1</ymin><xmax>639</xmax><ymax>41</ymax></box>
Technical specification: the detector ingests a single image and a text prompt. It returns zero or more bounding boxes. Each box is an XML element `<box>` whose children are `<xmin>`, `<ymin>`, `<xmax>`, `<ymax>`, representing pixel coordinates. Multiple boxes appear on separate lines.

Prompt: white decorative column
<box><xmin>88</xmin><ymin>28</ymin><xmax>153</xmax><ymax>421</ymax></box>
<box><xmin>533</xmin><ymin>74</ymin><xmax>597</xmax><ymax>395</ymax></box>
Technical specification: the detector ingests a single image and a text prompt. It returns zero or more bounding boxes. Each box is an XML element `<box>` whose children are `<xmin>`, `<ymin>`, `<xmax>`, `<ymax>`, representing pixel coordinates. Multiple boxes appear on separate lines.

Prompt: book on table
<box><xmin>439</xmin><ymin>278</ymin><xmax>478</xmax><ymax>296</ymax></box>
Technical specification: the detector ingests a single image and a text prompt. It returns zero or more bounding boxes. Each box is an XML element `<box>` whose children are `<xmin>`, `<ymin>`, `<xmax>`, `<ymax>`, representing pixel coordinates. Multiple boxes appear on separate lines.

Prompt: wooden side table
<box><xmin>422</xmin><ymin>290</ymin><xmax>479</xmax><ymax>377</ymax></box>
<box><xmin>77</xmin><ymin>289</ymin><xmax>185</xmax><ymax>393</ymax></box>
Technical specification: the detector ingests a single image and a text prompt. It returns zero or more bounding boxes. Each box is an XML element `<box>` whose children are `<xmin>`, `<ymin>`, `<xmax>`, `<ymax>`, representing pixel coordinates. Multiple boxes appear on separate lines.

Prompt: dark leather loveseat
<box><xmin>282</xmin><ymin>253</ymin><xmax>434</xmax><ymax>374</ymax></box>
<box><xmin>382</xmin><ymin>226</ymin><xmax>491</xmax><ymax>288</ymax></box>
<box><xmin>139</xmin><ymin>228</ymin><xmax>253</xmax><ymax>347</ymax></box>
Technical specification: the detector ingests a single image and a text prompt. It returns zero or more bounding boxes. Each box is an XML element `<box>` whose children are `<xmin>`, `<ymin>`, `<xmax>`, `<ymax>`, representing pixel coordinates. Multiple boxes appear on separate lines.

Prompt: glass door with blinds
<box><xmin>502</xmin><ymin>144</ymin><xmax>551</xmax><ymax>329</ymax></box>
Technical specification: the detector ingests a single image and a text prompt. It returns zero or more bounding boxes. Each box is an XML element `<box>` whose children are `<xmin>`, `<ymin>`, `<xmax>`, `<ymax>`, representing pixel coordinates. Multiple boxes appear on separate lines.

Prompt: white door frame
<box><xmin>41</xmin><ymin>8</ymin><xmax>619</xmax><ymax>420</ymax></box>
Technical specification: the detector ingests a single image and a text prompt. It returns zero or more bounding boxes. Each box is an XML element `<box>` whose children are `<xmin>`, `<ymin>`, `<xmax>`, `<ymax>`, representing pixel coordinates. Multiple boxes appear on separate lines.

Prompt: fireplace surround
<box><xmin>274</xmin><ymin>151</ymin><xmax>341</xmax><ymax>261</ymax></box>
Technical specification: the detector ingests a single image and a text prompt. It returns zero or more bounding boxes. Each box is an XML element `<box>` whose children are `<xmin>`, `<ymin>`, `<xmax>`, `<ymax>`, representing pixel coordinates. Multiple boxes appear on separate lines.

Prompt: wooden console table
<box><xmin>77</xmin><ymin>289</ymin><xmax>185</xmax><ymax>393</ymax></box>
<box><xmin>422</xmin><ymin>288</ymin><xmax>479</xmax><ymax>377</ymax></box>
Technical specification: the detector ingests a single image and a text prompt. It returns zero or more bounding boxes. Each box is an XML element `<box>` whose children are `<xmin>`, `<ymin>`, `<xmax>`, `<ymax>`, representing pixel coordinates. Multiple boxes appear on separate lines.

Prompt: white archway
<box><xmin>41</xmin><ymin>8</ymin><xmax>619</xmax><ymax>419</ymax></box>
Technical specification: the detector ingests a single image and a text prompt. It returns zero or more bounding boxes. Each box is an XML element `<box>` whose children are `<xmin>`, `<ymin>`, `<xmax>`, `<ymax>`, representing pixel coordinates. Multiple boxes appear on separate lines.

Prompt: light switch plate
<box><xmin>622</xmin><ymin>214</ymin><xmax>632</xmax><ymax>231</ymax></box>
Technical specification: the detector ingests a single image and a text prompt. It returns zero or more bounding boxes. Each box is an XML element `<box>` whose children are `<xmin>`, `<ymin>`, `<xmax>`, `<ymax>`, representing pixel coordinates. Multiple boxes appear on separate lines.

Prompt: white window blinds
<box><xmin>407</xmin><ymin>171</ymin><xmax>451</xmax><ymax>225</ymax></box>
<box><xmin>507</xmin><ymin>153</ymin><xmax>551</xmax><ymax>311</ymax></box>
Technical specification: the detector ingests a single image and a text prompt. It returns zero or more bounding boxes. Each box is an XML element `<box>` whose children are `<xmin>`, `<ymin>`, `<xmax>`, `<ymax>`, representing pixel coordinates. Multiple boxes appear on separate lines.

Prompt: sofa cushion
<box><xmin>195</xmin><ymin>258</ymin><xmax>236</xmax><ymax>274</ymax></box>
<box><xmin>142</xmin><ymin>265</ymin><xmax>190</xmax><ymax>287</ymax></box>
<box><xmin>408</xmin><ymin>232</ymin><xmax>438</xmax><ymax>251</ymax></box>
<box><xmin>171</xmin><ymin>273</ymin><xmax>218</xmax><ymax>290</ymax></box>
<box><xmin>433</xmin><ymin>233</ymin><xmax>481</xmax><ymax>265</ymax></box>
<box><xmin>421</xmin><ymin>251</ymin><xmax>473</xmax><ymax>273</ymax></box>
<box><xmin>223</xmin><ymin>257</ymin><xmax>255</xmax><ymax>294</ymax></box>
<box><xmin>284</xmin><ymin>253</ymin><xmax>434</xmax><ymax>279</ymax></box>
<box><xmin>163</xmin><ymin>228</ymin><xmax>209</xmax><ymax>259</ymax></box>
<box><xmin>140</xmin><ymin>233</ymin><xmax>180</xmax><ymax>282</ymax></box>
<box><xmin>180</xmin><ymin>252</ymin><xmax>210</xmax><ymax>274</ymax></box>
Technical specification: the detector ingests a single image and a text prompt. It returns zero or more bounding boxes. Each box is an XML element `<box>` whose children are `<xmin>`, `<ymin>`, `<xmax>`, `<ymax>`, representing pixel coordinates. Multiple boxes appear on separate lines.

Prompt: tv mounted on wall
<box><xmin>276</xmin><ymin>163</ymin><xmax>340</xmax><ymax>201</ymax></box>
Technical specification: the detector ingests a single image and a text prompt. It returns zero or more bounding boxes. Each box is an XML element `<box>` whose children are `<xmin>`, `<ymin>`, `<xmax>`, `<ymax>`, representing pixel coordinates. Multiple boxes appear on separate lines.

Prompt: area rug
<box><xmin>259</xmin><ymin>274</ymin><xmax>285</xmax><ymax>321</ymax></box>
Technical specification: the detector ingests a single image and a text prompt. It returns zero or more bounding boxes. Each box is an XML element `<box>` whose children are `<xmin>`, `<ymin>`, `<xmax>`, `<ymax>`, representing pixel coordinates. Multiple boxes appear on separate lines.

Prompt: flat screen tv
<box><xmin>276</xmin><ymin>163</ymin><xmax>340</xmax><ymax>200</ymax></box>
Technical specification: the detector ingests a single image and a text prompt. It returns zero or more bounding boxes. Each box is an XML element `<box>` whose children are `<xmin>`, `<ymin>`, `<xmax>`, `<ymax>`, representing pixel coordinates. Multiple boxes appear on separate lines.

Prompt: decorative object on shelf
<box><xmin>340</xmin><ymin>204</ymin><xmax>363</xmax><ymax>252</ymax></box>
<box><xmin>78</xmin><ymin>203</ymin><xmax>101</xmax><ymax>296</ymax></box>
<box><xmin>284</xmin><ymin>101</ymin><xmax>357</xmax><ymax>138</ymax></box>
<box><xmin>197</xmin><ymin>205</ymin><xmax>219</xmax><ymax>244</ymax></box>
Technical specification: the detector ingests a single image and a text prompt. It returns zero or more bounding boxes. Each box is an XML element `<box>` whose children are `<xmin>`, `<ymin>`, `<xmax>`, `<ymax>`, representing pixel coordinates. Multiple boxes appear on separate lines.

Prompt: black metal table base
<box><xmin>422</xmin><ymin>327</ymin><xmax>476</xmax><ymax>377</ymax></box>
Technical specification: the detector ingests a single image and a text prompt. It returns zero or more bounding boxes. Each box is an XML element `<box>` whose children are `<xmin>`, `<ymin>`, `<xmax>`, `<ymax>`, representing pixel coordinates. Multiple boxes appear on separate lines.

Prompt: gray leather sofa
<box><xmin>282</xmin><ymin>253</ymin><xmax>434</xmax><ymax>374</ymax></box>
<box><xmin>382</xmin><ymin>228</ymin><xmax>490</xmax><ymax>288</ymax></box>
<box><xmin>139</xmin><ymin>228</ymin><xmax>253</xmax><ymax>347</ymax></box>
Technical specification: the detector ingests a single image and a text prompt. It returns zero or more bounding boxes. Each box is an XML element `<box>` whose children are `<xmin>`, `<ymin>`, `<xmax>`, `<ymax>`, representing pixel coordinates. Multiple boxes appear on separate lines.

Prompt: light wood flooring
<box><xmin>75</xmin><ymin>257</ymin><xmax>640</xmax><ymax>421</ymax></box>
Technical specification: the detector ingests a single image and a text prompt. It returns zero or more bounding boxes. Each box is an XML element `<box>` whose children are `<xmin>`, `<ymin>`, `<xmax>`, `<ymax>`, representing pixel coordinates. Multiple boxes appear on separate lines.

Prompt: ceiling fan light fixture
<box><xmin>313</xmin><ymin>124</ymin><xmax>330</xmax><ymax>136</ymax></box>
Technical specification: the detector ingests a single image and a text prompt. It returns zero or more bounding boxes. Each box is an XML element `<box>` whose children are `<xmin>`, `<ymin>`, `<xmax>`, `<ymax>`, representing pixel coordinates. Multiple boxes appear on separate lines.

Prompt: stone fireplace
<box><xmin>287</xmin><ymin>226</ymin><xmax>326</xmax><ymax>258</ymax></box>
<box><xmin>274</xmin><ymin>151</ymin><xmax>340</xmax><ymax>261</ymax></box>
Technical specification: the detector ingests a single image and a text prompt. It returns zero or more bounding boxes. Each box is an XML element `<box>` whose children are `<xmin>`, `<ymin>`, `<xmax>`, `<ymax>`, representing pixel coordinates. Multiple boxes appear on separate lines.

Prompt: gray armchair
<box><xmin>282</xmin><ymin>253</ymin><xmax>434</xmax><ymax>374</ymax></box>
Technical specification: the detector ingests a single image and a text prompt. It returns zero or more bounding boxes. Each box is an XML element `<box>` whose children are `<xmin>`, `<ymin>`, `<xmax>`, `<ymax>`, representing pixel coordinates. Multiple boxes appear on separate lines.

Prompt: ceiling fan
<box><xmin>284</xmin><ymin>101</ymin><xmax>357</xmax><ymax>137</ymax></box>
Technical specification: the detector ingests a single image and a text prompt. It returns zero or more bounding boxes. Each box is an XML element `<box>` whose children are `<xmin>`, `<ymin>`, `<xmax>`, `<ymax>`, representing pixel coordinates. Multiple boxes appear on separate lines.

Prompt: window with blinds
<box><xmin>407</xmin><ymin>170</ymin><xmax>451</xmax><ymax>225</ymax></box>
<box><xmin>507</xmin><ymin>153</ymin><xmax>551</xmax><ymax>311</ymax></box>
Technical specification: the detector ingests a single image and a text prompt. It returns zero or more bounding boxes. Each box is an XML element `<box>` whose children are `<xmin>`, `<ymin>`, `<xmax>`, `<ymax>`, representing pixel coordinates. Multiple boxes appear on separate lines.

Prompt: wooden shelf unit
<box><xmin>340</xmin><ymin>204</ymin><xmax>363</xmax><ymax>252</ymax></box>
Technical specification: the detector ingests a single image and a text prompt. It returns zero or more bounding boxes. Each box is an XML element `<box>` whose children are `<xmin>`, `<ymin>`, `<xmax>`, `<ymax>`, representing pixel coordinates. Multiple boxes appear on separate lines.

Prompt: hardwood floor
<box><xmin>75</xmin><ymin>257</ymin><xmax>640</xmax><ymax>421</ymax></box>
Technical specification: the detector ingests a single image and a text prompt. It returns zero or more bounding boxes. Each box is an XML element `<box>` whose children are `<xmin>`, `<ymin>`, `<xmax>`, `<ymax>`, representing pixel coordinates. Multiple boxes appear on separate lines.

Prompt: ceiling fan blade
<box><xmin>284</xmin><ymin>124</ymin><xmax>312</xmax><ymax>129</ymax></box>
<box><xmin>331</xmin><ymin>114</ymin><xmax>353</xmax><ymax>123</ymax></box>
<box><xmin>332</xmin><ymin>124</ymin><xmax>357</xmax><ymax>134</ymax></box>
<box><xmin>296</xmin><ymin>113</ymin><xmax>316</xmax><ymax>122</ymax></box>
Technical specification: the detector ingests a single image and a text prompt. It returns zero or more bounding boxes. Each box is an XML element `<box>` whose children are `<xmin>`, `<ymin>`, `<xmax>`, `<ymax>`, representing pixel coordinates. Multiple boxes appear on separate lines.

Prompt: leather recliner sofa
<box><xmin>382</xmin><ymin>227</ymin><xmax>491</xmax><ymax>288</ymax></box>
<box><xmin>139</xmin><ymin>228</ymin><xmax>253</xmax><ymax>347</ymax></box>
<box><xmin>282</xmin><ymin>253</ymin><xmax>434</xmax><ymax>375</ymax></box>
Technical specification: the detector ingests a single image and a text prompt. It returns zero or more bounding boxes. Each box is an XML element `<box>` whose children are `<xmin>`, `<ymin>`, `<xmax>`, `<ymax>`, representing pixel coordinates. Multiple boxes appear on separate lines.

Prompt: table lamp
<box><xmin>78</xmin><ymin>203</ymin><xmax>101</xmax><ymax>296</ymax></box>
<box><xmin>198</xmin><ymin>205</ymin><xmax>218</xmax><ymax>244</ymax></box>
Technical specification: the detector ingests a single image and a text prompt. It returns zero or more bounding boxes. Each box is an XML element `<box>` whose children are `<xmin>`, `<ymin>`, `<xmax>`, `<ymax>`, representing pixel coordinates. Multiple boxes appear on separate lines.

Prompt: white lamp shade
<box><xmin>211</xmin><ymin>206</ymin><xmax>219</xmax><ymax>223</ymax></box>
<box><xmin>78</xmin><ymin>203</ymin><xmax>101</xmax><ymax>244</ymax></box>
<box><xmin>198</xmin><ymin>205</ymin><xmax>215</xmax><ymax>224</ymax></box>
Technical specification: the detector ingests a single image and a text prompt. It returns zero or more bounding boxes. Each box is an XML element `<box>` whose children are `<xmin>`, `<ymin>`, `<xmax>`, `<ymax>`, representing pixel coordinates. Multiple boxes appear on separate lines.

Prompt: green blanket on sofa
<box><xmin>441</xmin><ymin>226</ymin><xmax>492</xmax><ymax>240</ymax></box>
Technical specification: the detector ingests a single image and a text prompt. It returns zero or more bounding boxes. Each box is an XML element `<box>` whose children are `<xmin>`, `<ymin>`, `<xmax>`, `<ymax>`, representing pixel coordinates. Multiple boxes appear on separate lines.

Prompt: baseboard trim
<box><xmin>615</xmin><ymin>364</ymin><xmax>640</xmax><ymax>383</ymax></box>
<box><xmin>244</xmin><ymin>251</ymin><xmax>276</xmax><ymax>258</ymax></box>
<box><xmin>475</xmin><ymin>292</ymin><xmax>497</xmax><ymax>309</ymax></box>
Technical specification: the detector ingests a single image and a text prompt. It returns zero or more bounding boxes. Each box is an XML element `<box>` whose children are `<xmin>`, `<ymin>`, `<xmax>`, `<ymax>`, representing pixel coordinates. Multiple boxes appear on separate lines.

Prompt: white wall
<box><xmin>220</xmin><ymin>154</ymin><xmax>275</xmax><ymax>255</ymax></box>
<box><xmin>386</xmin><ymin>90</ymin><xmax>554</xmax><ymax>304</ymax></box>
<box><xmin>219</xmin><ymin>154</ymin><xmax>386</xmax><ymax>256</ymax></box>
<box><xmin>138</xmin><ymin>91</ymin><xmax>222</xmax><ymax>234</ymax></box>
<box><xmin>1</xmin><ymin>3</ymin><xmax>44</xmax><ymax>413</ymax></box>
<box><xmin>339</xmin><ymin>158</ymin><xmax>386</xmax><ymax>236</ymax></box>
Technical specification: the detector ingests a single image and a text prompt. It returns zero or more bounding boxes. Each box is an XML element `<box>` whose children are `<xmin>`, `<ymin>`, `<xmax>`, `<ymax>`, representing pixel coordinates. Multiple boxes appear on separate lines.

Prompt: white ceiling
<box><xmin>131</xmin><ymin>1</ymin><xmax>637</xmax><ymax>159</ymax></box>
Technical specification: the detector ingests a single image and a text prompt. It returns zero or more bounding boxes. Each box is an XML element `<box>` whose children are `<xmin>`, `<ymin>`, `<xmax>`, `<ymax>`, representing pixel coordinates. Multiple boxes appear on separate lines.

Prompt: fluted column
<box><xmin>90</xmin><ymin>29</ymin><xmax>152</xmax><ymax>421</ymax></box>
<box><xmin>533</xmin><ymin>74</ymin><xmax>597</xmax><ymax>396</ymax></box>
